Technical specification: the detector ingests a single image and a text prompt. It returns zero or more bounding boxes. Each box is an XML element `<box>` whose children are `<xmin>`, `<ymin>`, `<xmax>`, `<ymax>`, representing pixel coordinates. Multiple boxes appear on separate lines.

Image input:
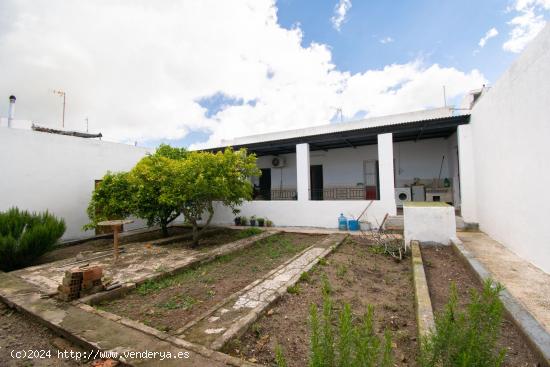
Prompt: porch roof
<box><xmin>206</xmin><ymin>114</ymin><xmax>470</xmax><ymax>156</ymax></box>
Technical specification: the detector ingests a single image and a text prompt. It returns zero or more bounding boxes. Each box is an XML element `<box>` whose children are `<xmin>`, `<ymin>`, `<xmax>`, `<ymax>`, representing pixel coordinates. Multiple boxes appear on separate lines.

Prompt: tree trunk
<box><xmin>191</xmin><ymin>222</ymin><xmax>200</xmax><ymax>248</ymax></box>
<box><xmin>161</xmin><ymin>221</ymin><xmax>169</xmax><ymax>237</ymax></box>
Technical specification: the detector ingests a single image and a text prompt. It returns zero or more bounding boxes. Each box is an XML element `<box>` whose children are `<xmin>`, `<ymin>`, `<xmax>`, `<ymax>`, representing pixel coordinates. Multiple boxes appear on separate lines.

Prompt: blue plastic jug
<box><xmin>338</xmin><ymin>213</ymin><xmax>348</xmax><ymax>231</ymax></box>
<box><xmin>348</xmin><ymin>219</ymin><xmax>359</xmax><ymax>231</ymax></box>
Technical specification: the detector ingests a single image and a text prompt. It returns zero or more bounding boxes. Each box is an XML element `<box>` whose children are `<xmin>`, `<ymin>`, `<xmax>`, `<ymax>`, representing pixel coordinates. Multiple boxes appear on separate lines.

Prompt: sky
<box><xmin>0</xmin><ymin>0</ymin><xmax>548</xmax><ymax>149</ymax></box>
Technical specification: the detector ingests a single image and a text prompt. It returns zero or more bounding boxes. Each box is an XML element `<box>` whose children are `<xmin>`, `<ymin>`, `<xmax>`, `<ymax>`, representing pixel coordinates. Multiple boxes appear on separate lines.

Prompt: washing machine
<box><xmin>395</xmin><ymin>187</ymin><xmax>412</xmax><ymax>207</ymax></box>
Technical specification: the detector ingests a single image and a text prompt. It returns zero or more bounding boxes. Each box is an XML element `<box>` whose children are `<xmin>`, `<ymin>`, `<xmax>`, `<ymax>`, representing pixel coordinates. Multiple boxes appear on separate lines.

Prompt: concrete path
<box><xmin>179</xmin><ymin>234</ymin><xmax>346</xmax><ymax>350</ymax></box>
<box><xmin>459</xmin><ymin>232</ymin><xmax>550</xmax><ymax>334</ymax></box>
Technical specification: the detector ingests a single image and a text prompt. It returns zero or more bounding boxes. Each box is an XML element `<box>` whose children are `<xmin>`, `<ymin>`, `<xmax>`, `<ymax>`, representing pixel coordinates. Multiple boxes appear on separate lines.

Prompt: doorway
<box><xmin>259</xmin><ymin>168</ymin><xmax>271</xmax><ymax>200</ymax></box>
<box><xmin>310</xmin><ymin>165</ymin><xmax>323</xmax><ymax>200</ymax></box>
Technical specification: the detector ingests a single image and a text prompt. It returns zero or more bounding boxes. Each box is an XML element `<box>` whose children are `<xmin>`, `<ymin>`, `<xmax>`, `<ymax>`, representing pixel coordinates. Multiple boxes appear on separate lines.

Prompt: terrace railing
<box><xmin>253</xmin><ymin>189</ymin><xmax>297</xmax><ymax>201</ymax></box>
<box><xmin>310</xmin><ymin>186</ymin><xmax>378</xmax><ymax>201</ymax></box>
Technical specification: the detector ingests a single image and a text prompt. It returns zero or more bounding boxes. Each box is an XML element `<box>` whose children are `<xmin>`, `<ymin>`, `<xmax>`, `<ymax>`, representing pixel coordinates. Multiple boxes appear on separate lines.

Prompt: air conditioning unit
<box><xmin>271</xmin><ymin>157</ymin><xmax>286</xmax><ymax>168</ymax></box>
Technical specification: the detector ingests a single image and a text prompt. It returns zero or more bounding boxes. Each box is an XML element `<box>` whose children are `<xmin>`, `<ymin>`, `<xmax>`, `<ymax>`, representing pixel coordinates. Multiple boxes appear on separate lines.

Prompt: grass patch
<box><xmin>236</xmin><ymin>227</ymin><xmax>263</xmax><ymax>239</ymax></box>
<box><xmin>287</xmin><ymin>284</ymin><xmax>301</xmax><ymax>295</ymax></box>
<box><xmin>299</xmin><ymin>271</ymin><xmax>311</xmax><ymax>283</ymax></box>
<box><xmin>158</xmin><ymin>294</ymin><xmax>197</xmax><ymax>310</ymax></box>
<box><xmin>336</xmin><ymin>264</ymin><xmax>348</xmax><ymax>278</ymax></box>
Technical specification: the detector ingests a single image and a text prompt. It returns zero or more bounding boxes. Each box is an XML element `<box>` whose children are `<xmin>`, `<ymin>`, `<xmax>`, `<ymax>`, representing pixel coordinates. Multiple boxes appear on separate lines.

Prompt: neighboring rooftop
<box><xmin>206</xmin><ymin>107</ymin><xmax>469</xmax><ymax>156</ymax></box>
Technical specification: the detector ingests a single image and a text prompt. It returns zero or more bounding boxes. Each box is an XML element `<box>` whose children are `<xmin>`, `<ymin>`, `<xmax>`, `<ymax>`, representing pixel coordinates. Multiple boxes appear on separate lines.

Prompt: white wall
<box><xmin>468</xmin><ymin>25</ymin><xmax>550</xmax><ymax>273</ymax></box>
<box><xmin>0</xmin><ymin>127</ymin><xmax>150</xmax><ymax>240</ymax></box>
<box><xmin>211</xmin><ymin>199</ymin><xmax>395</xmax><ymax>229</ymax></box>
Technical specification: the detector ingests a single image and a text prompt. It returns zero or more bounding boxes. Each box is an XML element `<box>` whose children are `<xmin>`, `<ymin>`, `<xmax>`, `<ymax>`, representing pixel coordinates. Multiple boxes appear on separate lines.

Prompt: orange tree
<box><xmin>163</xmin><ymin>148</ymin><xmax>259</xmax><ymax>246</ymax></box>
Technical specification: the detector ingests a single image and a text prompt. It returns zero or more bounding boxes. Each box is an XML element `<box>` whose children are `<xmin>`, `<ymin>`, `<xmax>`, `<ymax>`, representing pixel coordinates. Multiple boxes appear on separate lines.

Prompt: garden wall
<box><xmin>210</xmin><ymin>199</ymin><xmax>395</xmax><ymax>229</ymax></box>
<box><xmin>0</xmin><ymin>127</ymin><xmax>151</xmax><ymax>240</ymax></box>
<box><xmin>467</xmin><ymin>24</ymin><xmax>550</xmax><ymax>273</ymax></box>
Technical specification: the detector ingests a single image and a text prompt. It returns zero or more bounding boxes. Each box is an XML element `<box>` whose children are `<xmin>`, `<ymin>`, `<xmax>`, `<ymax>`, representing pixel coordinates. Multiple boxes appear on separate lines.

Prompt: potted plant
<box><xmin>257</xmin><ymin>217</ymin><xmax>265</xmax><ymax>227</ymax></box>
<box><xmin>249</xmin><ymin>215</ymin><xmax>257</xmax><ymax>226</ymax></box>
<box><xmin>234</xmin><ymin>217</ymin><xmax>241</xmax><ymax>226</ymax></box>
<box><xmin>240</xmin><ymin>216</ymin><xmax>248</xmax><ymax>226</ymax></box>
<box><xmin>265</xmin><ymin>219</ymin><xmax>273</xmax><ymax>227</ymax></box>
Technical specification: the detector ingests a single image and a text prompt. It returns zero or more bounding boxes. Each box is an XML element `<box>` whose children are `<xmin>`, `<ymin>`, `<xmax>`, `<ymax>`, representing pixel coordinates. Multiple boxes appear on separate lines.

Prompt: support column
<box><xmin>296</xmin><ymin>143</ymin><xmax>310</xmax><ymax>202</ymax></box>
<box><xmin>377</xmin><ymin>133</ymin><xmax>396</xmax><ymax>214</ymax></box>
<box><xmin>457</xmin><ymin>124</ymin><xmax>478</xmax><ymax>223</ymax></box>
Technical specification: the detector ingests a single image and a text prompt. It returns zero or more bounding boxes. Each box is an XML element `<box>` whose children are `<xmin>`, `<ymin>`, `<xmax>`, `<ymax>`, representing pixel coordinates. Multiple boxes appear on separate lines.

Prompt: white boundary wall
<box><xmin>468</xmin><ymin>25</ymin><xmax>550</xmax><ymax>273</ymax></box>
<box><xmin>0</xmin><ymin>127</ymin><xmax>150</xmax><ymax>240</ymax></box>
<box><xmin>211</xmin><ymin>200</ymin><xmax>396</xmax><ymax>229</ymax></box>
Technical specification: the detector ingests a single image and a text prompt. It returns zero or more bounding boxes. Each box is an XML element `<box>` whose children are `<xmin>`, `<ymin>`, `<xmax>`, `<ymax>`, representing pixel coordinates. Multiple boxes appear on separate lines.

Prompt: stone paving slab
<box><xmin>12</xmin><ymin>230</ymin><xmax>275</xmax><ymax>297</ymax></box>
<box><xmin>180</xmin><ymin>233</ymin><xmax>347</xmax><ymax>350</ymax></box>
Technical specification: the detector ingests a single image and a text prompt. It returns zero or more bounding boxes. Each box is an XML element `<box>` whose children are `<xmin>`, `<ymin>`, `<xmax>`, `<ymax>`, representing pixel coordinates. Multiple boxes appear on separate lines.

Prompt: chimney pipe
<box><xmin>8</xmin><ymin>95</ymin><xmax>16</xmax><ymax>128</ymax></box>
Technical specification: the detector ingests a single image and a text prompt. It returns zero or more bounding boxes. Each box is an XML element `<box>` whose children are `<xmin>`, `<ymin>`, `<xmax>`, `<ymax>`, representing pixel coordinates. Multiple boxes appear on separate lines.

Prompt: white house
<box><xmin>205</xmin><ymin>107</ymin><xmax>467</xmax><ymax>230</ymax></box>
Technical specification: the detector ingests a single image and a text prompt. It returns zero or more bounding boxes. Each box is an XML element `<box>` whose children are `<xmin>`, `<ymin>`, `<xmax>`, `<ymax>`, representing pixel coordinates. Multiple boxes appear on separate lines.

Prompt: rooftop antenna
<box><xmin>332</xmin><ymin>107</ymin><xmax>343</xmax><ymax>123</ymax></box>
<box><xmin>52</xmin><ymin>89</ymin><xmax>66</xmax><ymax>128</ymax></box>
<box><xmin>442</xmin><ymin>85</ymin><xmax>447</xmax><ymax>108</ymax></box>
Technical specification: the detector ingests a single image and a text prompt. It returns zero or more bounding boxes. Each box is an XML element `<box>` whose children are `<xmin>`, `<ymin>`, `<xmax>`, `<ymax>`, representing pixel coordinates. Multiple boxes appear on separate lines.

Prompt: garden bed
<box><xmin>98</xmin><ymin>232</ymin><xmax>324</xmax><ymax>334</ymax></box>
<box><xmin>224</xmin><ymin>237</ymin><xmax>417</xmax><ymax>367</ymax></box>
<box><xmin>421</xmin><ymin>245</ymin><xmax>539</xmax><ymax>366</ymax></box>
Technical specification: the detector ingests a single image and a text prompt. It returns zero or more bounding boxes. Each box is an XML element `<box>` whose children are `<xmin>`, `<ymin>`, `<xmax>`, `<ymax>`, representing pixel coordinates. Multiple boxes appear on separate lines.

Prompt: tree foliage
<box><xmin>86</xmin><ymin>144</ymin><xmax>259</xmax><ymax>243</ymax></box>
<box><xmin>85</xmin><ymin>171</ymin><xmax>133</xmax><ymax>230</ymax></box>
<box><xmin>162</xmin><ymin>148</ymin><xmax>260</xmax><ymax>245</ymax></box>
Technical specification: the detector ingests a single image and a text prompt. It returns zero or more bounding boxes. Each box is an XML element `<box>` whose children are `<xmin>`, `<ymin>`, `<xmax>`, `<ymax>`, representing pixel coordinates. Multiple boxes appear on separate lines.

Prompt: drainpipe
<box><xmin>7</xmin><ymin>95</ymin><xmax>16</xmax><ymax>128</ymax></box>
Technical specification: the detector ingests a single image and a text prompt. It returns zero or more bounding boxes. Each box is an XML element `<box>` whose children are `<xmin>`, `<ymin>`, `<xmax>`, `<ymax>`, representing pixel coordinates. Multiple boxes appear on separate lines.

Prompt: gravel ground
<box><xmin>0</xmin><ymin>302</ymin><xmax>88</xmax><ymax>367</ymax></box>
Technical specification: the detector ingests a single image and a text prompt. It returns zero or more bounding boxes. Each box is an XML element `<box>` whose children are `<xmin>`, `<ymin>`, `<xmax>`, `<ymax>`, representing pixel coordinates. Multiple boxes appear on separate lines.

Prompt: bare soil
<box><xmin>421</xmin><ymin>245</ymin><xmax>540</xmax><ymax>367</ymax></box>
<box><xmin>225</xmin><ymin>237</ymin><xmax>417</xmax><ymax>367</ymax></box>
<box><xmin>33</xmin><ymin>226</ymin><xmax>190</xmax><ymax>265</ymax></box>
<box><xmin>0</xmin><ymin>302</ymin><xmax>87</xmax><ymax>367</ymax></box>
<box><xmin>100</xmin><ymin>232</ymin><xmax>323</xmax><ymax>333</ymax></box>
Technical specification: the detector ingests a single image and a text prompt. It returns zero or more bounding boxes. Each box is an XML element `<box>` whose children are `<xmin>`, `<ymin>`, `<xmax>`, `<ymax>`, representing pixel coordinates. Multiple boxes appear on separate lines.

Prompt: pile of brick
<box><xmin>57</xmin><ymin>265</ymin><xmax>104</xmax><ymax>301</ymax></box>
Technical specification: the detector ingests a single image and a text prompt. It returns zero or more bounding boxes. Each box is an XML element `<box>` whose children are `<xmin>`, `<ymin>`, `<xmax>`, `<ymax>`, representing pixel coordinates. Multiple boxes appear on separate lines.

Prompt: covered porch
<box><xmin>208</xmin><ymin>113</ymin><xmax>472</xmax><ymax>228</ymax></box>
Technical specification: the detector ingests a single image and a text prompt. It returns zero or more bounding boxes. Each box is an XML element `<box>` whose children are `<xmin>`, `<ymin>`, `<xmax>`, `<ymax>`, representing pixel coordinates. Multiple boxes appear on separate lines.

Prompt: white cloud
<box><xmin>503</xmin><ymin>0</ymin><xmax>549</xmax><ymax>53</ymax></box>
<box><xmin>478</xmin><ymin>27</ymin><xmax>499</xmax><ymax>47</ymax></box>
<box><xmin>331</xmin><ymin>0</ymin><xmax>352</xmax><ymax>31</ymax></box>
<box><xmin>0</xmin><ymin>0</ymin><xmax>487</xmax><ymax>149</ymax></box>
<box><xmin>379</xmin><ymin>37</ymin><xmax>394</xmax><ymax>44</ymax></box>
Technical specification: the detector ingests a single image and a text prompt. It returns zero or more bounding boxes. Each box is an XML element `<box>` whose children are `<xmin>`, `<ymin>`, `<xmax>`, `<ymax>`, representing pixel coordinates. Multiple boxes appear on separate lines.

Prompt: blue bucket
<box><xmin>348</xmin><ymin>219</ymin><xmax>359</xmax><ymax>231</ymax></box>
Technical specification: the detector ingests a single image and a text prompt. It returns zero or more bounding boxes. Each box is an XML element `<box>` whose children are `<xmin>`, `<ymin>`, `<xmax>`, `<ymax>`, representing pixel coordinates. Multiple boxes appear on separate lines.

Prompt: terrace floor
<box><xmin>459</xmin><ymin>232</ymin><xmax>550</xmax><ymax>334</ymax></box>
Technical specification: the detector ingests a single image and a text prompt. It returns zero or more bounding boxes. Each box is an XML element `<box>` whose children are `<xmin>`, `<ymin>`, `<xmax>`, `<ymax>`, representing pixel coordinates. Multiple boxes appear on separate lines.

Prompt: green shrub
<box><xmin>420</xmin><ymin>279</ymin><xmax>506</xmax><ymax>367</ymax></box>
<box><xmin>0</xmin><ymin>208</ymin><xmax>65</xmax><ymax>271</ymax></box>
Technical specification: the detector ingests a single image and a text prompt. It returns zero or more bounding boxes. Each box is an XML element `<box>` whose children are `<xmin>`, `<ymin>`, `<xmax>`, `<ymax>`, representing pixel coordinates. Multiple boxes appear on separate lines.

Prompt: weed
<box><xmin>321</xmin><ymin>273</ymin><xmax>332</xmax><ymax>296</ymax></box>
<box><xmin>419</xmin><ymin>279</ymin><xmax>506</xmax><ymax>367</ymax></box>
<box><xmin>337</xmin><ymin>264</ymin><xmax>348</xmax><ymax>278</ymax></box>
<box><xmin>318</xmin><ymin>258</ymin><xmax>328</xmax><ymax>266</ymax></box>
<box><xmin>287</xmin><ymin>284</ymin><xmax>301</xmax><ymax>295</ymax></box>
<box><xmin>299</xmin><ymin>271</ymin><xmax>311</xmax><ymax>283</ymax></box>
<box><xmin>251</xmin><ymin>322</ymin><xmax>262</xmax><ymax>337</ymax></box>
<box><xmin>206</xmin><ymin>289</ymin><xmax>215</xmax><ymax>298</ymax></box>
<box><xmin>158</xmin><ymin>294</ymin><xmax>196</xmax><ymax>310</ymax></box>
<box><xmin>275</xmin><ymin>343</ymin><xmax>287</xmax><ymax>367</ymax></box>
